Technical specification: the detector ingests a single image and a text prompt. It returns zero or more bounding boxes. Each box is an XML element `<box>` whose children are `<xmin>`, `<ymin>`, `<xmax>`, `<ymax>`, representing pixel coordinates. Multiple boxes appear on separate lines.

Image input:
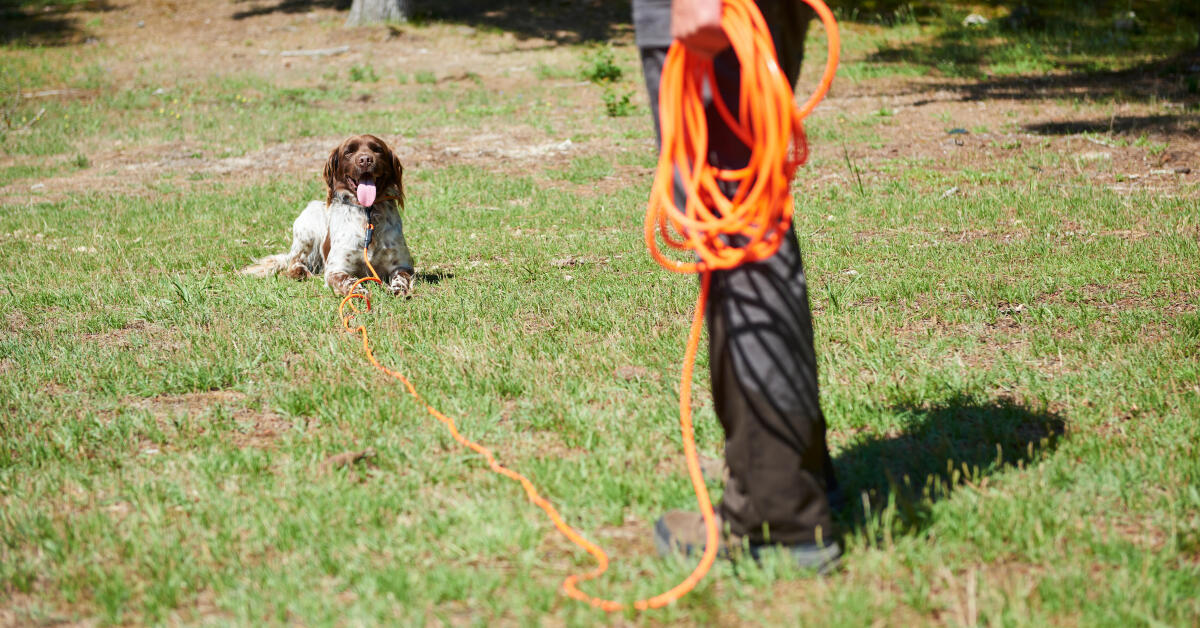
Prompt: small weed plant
<box><xmin>602</xmin><ymin>87</ymin><xmax>634</xmax><ymax>117</ymax></box>
<box><xmin>349</xmin><ymin>64</ymin><xmax>379</xmax><ymax>83</ymax></box>
<box><xmin>580</xmin><ymin>46</ymin><xmax>622</xmax><ymax>84</ymax></box>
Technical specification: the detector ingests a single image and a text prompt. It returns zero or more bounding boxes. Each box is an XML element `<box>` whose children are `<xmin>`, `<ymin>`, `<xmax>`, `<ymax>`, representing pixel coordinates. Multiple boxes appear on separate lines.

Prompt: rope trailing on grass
<box><xmin>337</xmin><ymin>0</ymin><xmax>839</xmax><ymax>610</ymax></box>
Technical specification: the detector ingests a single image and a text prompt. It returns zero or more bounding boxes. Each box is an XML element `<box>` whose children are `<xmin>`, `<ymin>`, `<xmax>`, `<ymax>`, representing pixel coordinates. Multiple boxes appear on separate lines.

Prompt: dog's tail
<box><xmin>240</xmin><ymin>252</ymin><xmax>291</xmax><ymax>277</ymax></box>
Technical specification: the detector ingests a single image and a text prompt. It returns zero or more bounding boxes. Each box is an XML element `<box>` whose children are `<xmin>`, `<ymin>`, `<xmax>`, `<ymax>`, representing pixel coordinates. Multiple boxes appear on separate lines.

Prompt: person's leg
<box><xmin>639</xmin><ymin>47</ymin><xmax>669</xmax><ymax>147</ymax></box>
<box><xmin>642</xmin><ymin>0</ymin><xmax>840</xmax><ymax>554</ymax></box>
<box><xmin>707</xmin><ymin>228</ymin><xmax>837</xmax><ymax>545</ymax></box>
<box><xmin>703</xmin><ymin>1</ymin><xmax>837</xmax><ymax>547</ymax></box>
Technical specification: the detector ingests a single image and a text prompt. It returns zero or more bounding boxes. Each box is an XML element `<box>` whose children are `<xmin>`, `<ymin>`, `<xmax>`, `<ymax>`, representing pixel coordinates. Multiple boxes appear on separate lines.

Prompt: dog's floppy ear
<box><xmin>323</xmin><ymin>145</ymin><xmax>341</xmax><ymax>205</ymax></box>
<box><xmin>388</xmin><ymin>149</ymin><xmax>405</xmax><ymax>209</ymax></box>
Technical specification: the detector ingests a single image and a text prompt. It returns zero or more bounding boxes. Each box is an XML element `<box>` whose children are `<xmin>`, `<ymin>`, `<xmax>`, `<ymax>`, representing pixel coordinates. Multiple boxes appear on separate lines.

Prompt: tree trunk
<box><xmin>345</xmin><ymin>0</ymin><xmax>409</xmax><ymax>26</ymax></box>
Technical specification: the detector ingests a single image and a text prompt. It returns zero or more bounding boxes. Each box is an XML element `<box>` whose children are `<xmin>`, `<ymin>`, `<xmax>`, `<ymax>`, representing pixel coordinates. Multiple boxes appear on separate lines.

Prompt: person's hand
<box><xmin>671</xmin><ymin>0</ymin><xmax>729</xmax><ymax>58</ymax></box>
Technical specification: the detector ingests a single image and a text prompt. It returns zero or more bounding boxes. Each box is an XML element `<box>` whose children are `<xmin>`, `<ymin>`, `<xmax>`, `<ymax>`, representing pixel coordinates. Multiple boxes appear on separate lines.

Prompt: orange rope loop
<box><xmin>646</xmin><ymin>0</ymin><xmax>839</xmax><ymax>274</ymax></box>
<box><xmin>337</xmin><ymin>0</ymin><xmax>838</xmax><ymax>612</ymax></box>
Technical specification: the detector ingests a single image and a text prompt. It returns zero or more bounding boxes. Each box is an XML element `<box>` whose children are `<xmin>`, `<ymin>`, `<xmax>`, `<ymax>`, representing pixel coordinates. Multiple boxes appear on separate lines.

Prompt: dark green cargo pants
<box><xmin>636</xmin><ymin>0</ymin><xmax>840</xmax><ymax>545</ymax></box>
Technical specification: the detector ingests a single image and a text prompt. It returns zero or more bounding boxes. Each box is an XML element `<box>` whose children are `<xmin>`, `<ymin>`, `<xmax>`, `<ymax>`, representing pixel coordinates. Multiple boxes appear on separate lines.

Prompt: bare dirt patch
<box><xmin>0</xmin><ymin>0</ymin><xmax>632</xmax><ymax>205</ymax></box>
<box><xmin>927</xmin><ymin>562</ymin><xmax>1046</xmax><ymax>627</ymax></box>
<box><xmin>514</xmin><ymin>428</ymin><xmax>587</xmax><ymax>463</ymax></box>
<box><xmin>591</xmin><ymin>516</ymin><xmax>657</xmax><ymax>564</ymax></box>
<box><xmin>799</xmin><ymin>70</ymin><xmax>1200</xmax><ymax>199</ymax></box>
<box><xmin>613</xmin><ymin>364</ymin><xmax>659</xmax><ymax>382</ymax></box>
<box><xmin>1038</xmin><ymin>284</ymin><xmax>1199</xmax><ymax>315</ymax></box>
<box><xmin>1103</xmin><ymin>514</ymin><xmax>1171</xmax><ymax>552</ymax></box>
<box><xmin>4</xmin><ymin>129</ymin><xmax>589</xmax><ymax>204</ymax></box>
<box><xmin>0</xmin><ymin>591</ymin><xmax>90</xmax><ymax>628</ymax></box>
<box><xmin>317</xmin><ymin>447</ymin><xmax>377</xmax><ymax>481</ymax></box>
<box><xmin>2</xmin><ymin>309</ymin><xmax>30</xmax><ymax>345</ymax></box>
<box><xmin>130</xmin><ymin>388</ymin><xmax>246</xmax><ymax>416</ymax></box>
<box><xmin>537</xmin><ymin>513</ymin><xmax>656</xmax><ymax>577</ymax></box>
<box><xmin>518</xmin><ymin>310</ymin><xmax>555</xmax><ymax>334</ymax></box>
<box><xmin>227</xmin><ymin>410</ymin><xmax>297</xmax><ymax>449</ymax></box>
<box><xmin>127</xmin><ymin>389</ymin><xmax>298</xmax><ymax>449</ymax></box>
<box><xmin>8</xmin><ymin>0</ymin><xmax>1197</xmax><ymax>207</ymax></box>
<box><xmin>79</xmin><ymin>318</ymin><xmax>154</xmax><ymax>350</ymax></box>
<box><xmin>4</xmin><ymin>308</ymin><xmax>29</xmax><ymax>332</ymax></box>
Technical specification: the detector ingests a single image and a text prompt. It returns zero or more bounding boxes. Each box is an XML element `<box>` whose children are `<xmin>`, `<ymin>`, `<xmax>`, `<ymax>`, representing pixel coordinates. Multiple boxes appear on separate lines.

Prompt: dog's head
<box><xmin>323</xmin><ymin>134</ymin><xmax>404</xmax><ymax>208</ymax></box>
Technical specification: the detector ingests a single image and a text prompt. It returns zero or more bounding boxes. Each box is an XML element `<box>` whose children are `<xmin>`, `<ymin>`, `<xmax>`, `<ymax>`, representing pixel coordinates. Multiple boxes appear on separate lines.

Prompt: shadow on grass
<box><xmin>0</xmin><ymin>0</ymin><xmax>116</xmax><ymax>46</ymax></box>
<box><xmin>411</xmin><ymin>0</ymin><xmax>632</xmax><ymax>44</ymax></box>
<box><xmin>229</xmin><ymin>0</ymin><xmax>632</xmax><ymax>43</ymax></box>
<box><xmin>1024</xmin><ymin>113</ymin><xmax>1200</xmax><ymax>138</ymax></box>
<box><xmin>832</xmin><ymin>393</ymin><xmax>1066</xmax><ymax>535</ymax></box>
<box><xmin>231</xmin><ymin>0</ymin><xmax>349</xmax><ymax>21</ymax></box>
<box><xmin>860</xmin><ymin>3</ymin><xmax>1199</xmax><ymax>108</ymax></box>
<box><xmin>926</xmin><ymin>46</ymin><xmax>1200</xmax><ymax>103</ymax></box>
<box><xmin>416</xmin><ymin>269</ymin><xmax>453</xmax><ymax>285</ymax></box>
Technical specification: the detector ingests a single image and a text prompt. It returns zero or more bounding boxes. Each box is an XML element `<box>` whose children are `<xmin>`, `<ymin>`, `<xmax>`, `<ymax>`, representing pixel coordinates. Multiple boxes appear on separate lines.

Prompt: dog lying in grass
<box><xmin>242</xmin><ymin>134</ymin><xmax>415</xmax><ymax>297</ymax></box>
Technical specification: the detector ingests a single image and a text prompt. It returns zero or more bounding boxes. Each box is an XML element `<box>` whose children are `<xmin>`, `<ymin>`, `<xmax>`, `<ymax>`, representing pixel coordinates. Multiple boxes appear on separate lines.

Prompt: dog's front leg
<box><xmin>324</xmin><ymin>241</ymin><xmax>365</xmax><ymax>297</ymax></box>
<box><xmin>372</xmin><ymin>218</ymin><xmax>415</xmax><ymax>297</ymax></box>
<box><xmin>324</xmin><ymin>202</ymin><xmax>371</xmax><ymax>297</ymax></box>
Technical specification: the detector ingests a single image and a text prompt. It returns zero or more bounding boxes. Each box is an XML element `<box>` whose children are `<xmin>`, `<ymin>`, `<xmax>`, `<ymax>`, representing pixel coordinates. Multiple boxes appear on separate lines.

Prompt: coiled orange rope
<box><xmin>637</xmin><ymin>0</ymin><xmax>839</xmax><ymax>608</ymax></box>
<box><xmin>337</xmin><ymin>0</ymin><xmax>838</xmax><ymax>612</ymax></box>
<box><xmin>646</xmin><ymin>0</ymin><xmax>839</xmax><ymax>274</ymax></box>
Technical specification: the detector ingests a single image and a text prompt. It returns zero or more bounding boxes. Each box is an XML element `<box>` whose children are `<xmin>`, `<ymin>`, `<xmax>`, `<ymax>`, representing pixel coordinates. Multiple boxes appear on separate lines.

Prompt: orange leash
<box><xmin>337</xmin><ymin>0</ymin><xmax>838</xmax><ymax>612</ymax></box>
<box><xmin>638</xmin><ymin>0</ymin><xmax>839</xmax><ymax>607</ymax></box>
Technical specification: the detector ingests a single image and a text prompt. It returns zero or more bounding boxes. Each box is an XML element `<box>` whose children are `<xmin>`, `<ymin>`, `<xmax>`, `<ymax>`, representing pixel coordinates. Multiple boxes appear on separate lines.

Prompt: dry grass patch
<box><xmin>121</xmin><ymin>389</ymin><xmax>299</xmax><ymax>450</ymax></box>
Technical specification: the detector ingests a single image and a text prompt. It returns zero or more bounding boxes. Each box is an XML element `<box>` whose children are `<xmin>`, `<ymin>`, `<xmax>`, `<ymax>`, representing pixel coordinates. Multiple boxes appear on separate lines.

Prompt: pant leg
<box><xmin>639</xmin><ymin>1</ymin><xmax>837</xmax><ymax>546</ymax></box>
<box><xmin>707</xmin><ymin>225</ymin><xmax>837</xmax><ymax>546</ymax></box>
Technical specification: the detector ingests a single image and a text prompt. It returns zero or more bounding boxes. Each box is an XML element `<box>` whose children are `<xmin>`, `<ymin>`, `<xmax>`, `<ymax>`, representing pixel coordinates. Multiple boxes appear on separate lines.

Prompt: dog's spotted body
<box><xmin>242</xmin><ymin>135</ymin><xmax>415</xmax><ymax>296</ymax></box>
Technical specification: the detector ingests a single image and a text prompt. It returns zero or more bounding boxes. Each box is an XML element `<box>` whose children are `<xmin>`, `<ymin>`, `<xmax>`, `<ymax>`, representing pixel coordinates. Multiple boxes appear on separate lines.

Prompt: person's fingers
<box><xmin>678</xmin><ymin>25</ymin><xmax>730</xmax><ymax>58</ymax></box>
<box><xmin>671</xmin><ymin>0</ymin><xmax>730</xmax><ymax>58</ymax></box>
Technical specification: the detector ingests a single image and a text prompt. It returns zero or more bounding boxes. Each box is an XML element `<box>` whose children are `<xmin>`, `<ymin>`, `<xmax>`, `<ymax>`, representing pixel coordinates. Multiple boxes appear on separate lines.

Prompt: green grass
<box><xmin>2</xmin><ymin>6</ymin><xmax>1200</xmax><ymax>627</ymax></box>
<box><xmin>3</xmin><ymin>156</ymin><xmax>1198</xmax><ymax>625</ymax></box>
<box><xmin>550</xmin><ymin>155</ymin><xmax>615</xmax><ymax>184</ymax></box>
<box><xmin>0</xmin><ymin>67</ymin><xmax>591</xmax><ymax>164</ymax></box>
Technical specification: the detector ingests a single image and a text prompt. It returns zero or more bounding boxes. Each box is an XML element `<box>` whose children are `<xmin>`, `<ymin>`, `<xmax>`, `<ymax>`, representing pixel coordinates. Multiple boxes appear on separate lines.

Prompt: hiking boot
<box><xmin>653</xmin><ymin>510</ymin><xmax>841</xmax><ymax>575</ymax></box>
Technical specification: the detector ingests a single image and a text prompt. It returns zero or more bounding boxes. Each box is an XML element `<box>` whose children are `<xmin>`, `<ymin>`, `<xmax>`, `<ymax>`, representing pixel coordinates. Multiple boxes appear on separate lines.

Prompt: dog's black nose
<box><xmin>356</xmin><ymin>154</ymin><xmax>374</xmax><ymax>168</ymax></box>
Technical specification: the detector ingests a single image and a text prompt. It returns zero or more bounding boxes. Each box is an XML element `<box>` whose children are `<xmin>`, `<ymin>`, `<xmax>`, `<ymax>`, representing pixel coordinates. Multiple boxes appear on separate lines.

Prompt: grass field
<box><xmin>2</xmin><ymin>1</ymin><xmax>1199</xmax><ymax>625</ymax></box>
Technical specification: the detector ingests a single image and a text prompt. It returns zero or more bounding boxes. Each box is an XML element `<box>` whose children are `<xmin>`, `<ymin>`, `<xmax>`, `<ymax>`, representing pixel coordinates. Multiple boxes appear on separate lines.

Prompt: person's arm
<box><xmin>670</xmin><ymin>0</ymin><xmax>730</xmax><ymax>58</ymax></box>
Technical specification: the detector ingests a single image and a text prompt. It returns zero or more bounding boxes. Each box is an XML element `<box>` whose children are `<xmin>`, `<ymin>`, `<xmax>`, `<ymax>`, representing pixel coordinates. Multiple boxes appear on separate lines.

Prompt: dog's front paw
<box><xmin>388</xmin><ymin>270</ymin><xmax>413</xmax><ymax>297</ymax></box>
<box><xmin>327</xmin><ymin>271</ymin><xmax>364</xmax><ymax>297</ymax></box>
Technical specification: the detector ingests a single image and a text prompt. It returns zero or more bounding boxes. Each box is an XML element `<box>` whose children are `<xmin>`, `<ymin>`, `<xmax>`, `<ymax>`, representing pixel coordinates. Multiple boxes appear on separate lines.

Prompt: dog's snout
<box><xmin>356</xmin><ymin>154</ymin><xmax>374</xmax><ymax>169</ymax></box>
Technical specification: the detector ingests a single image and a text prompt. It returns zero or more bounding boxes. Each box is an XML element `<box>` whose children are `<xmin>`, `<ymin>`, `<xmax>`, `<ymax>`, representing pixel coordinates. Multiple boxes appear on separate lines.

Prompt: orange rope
<box><xmin>646</xmin><ymin>0</ymin><xmax>839</xmax><ymax>274</ymax></box>
<box><xmin>336</xmin><ymin>0</ymin><xmax>838</xmax><ymax>612</ymax></box>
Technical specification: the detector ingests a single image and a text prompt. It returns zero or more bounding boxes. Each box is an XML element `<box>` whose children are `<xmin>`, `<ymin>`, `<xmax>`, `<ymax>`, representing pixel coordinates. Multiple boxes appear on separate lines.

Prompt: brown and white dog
<box><xmin>242</xmin><ymin>135</ymin><xmax>415</xmax><ymax>296</ymax></box>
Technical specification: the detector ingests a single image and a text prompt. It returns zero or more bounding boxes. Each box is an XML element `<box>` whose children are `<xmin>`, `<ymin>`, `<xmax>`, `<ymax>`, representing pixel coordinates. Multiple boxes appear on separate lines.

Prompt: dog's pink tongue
<box><xmin>357</xmin><ymin>181</ymin><xmax>377</xmax><ymax>207</ymax></box>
